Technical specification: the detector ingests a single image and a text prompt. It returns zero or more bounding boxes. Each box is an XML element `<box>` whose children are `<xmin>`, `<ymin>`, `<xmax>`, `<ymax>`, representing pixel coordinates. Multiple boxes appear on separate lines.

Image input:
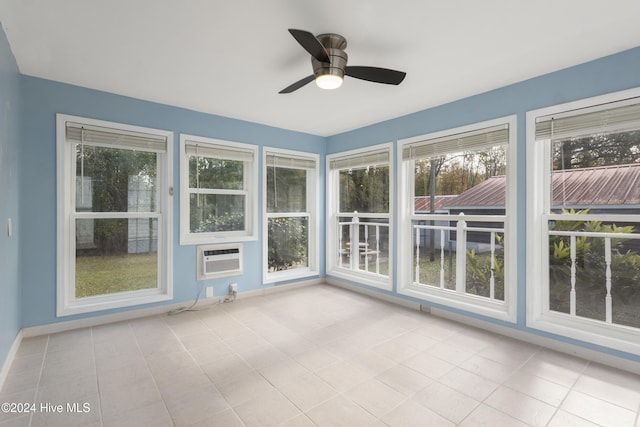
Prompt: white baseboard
<box><xmin>431</xmin><ymin>307</ymin><xmax>640</xmax><ymax>376</ymax></box>
<box><xmin>22</xmin><ymin>279</ymin><xmax>320</xmax><ymax>338</ymax></box>
<box><xmin>0</xmin><ymin>330</ymin><xmax>23</xmax><ymax>393</ymax></box>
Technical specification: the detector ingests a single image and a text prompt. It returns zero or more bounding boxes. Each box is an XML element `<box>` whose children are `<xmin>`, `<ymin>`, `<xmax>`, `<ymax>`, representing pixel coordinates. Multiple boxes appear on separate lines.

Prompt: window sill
<box><xmin>57</xmin><ymin>291</ymin><xmax>172</xmax><ymax>317</ymax></box>
<box><xmin>327</xmin><ymin>268</ymin><xmax>392</xmax><ymax>291</ymax></box>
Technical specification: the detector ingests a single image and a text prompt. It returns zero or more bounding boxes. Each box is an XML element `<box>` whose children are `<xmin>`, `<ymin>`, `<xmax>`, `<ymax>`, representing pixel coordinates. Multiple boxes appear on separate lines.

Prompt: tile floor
<box><xmin>1</xmin><ymin>284</ymin><xmax>640</xmax><ymax>427</ymax></box>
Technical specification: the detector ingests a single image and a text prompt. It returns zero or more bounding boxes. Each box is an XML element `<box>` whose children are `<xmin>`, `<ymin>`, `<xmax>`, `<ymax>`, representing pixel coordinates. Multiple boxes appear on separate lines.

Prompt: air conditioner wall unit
<box><xmin>197</xmin><ymin>243</ymin><xmax>242</xmax><ymax>280</ymax></box>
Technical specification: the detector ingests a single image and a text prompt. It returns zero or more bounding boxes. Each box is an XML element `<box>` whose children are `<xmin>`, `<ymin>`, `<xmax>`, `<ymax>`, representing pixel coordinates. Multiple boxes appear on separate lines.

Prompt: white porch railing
<box><xmin>548</xmin><ymin>229</ymin><xmax>640</xmax><ymax>324</ymax></box>
<box><xmin>413</xmin><ymin>213</ymin><xmax>504</xmax><ymax>302</ymax></box>
<box><xmin>338</xmin><ymin>211</ymin><xmax>388</xmax><ymax>276</ymax></box>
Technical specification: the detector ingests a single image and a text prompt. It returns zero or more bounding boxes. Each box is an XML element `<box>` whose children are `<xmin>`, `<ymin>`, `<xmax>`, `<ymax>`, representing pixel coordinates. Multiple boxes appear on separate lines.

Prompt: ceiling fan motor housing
<box><xmin>312</xmin><ymin>33</ymin><xmax>348</xmax><ymax>80</ymax></box>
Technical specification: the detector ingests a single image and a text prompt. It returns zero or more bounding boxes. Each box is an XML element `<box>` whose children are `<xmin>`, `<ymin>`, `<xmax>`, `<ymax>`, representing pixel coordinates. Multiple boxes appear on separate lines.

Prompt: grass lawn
<box><xmin>75</xmin><ymin>253</ymin><xmax>157</xmax><ymax>298</ymax></box>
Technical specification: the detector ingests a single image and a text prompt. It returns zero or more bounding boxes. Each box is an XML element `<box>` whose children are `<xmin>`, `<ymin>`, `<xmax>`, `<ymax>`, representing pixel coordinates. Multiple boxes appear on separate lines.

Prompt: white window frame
<box><xmin>526</xmin><ymin>87</ymin><xmax>640</xmax><ymax>354</ymax></box>
<box><xmin>326</xmin><ymin>143</ymin><xmax>393</xmax><ymax>291</ymax></box>
<box><xmin>180</xmin><ymin>134</ymin><xmax>258</xmax><ymax>244</ymax></box>
<box><xmin>397</xmin><ymin>116</ymin><xmax>517</xmax><ymax>322</ymax></box>
<box><xmin>262</xmin><ymin>147</ymin><xmax>319</xmax><ymax>283</ymax></box>
<box><xmin>56</xmin><ymin>114</ymin><xmax>173</xmax><ymax>316</ymax></box>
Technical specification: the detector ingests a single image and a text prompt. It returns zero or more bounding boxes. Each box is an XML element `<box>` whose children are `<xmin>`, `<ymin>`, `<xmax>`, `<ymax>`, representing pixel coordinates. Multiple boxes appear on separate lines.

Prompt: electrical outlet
<box><xmin>205</xmin><ymin>286</ymin><xmax>214</xmax><ymax>298</ymax></box>
<box><xmin>229</xmin><ymin>283</ymin><xmax>237</xmax><ymax>293</ymax></box>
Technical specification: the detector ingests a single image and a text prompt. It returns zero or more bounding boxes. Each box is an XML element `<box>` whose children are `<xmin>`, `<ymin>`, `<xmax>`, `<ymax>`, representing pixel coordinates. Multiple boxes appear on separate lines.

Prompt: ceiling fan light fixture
<box><xmin>315</xmin><ymin>74</ymin><xmax>343</xmax><ymax>90</ymax></box>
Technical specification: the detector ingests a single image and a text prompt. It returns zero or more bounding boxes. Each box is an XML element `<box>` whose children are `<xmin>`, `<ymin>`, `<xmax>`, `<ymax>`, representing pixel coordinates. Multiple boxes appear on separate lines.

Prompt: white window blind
<box><xmin>402</xmin><ymin>124</ymin><xmax>509</xmax><ymax>160</ymax></box>
<box><xmin>329</xmin><ymin>149</ymin><xmax>389</xmax><ymax>170</ymax></box>
<box><xmin>66</xmin><ymin>122</ymin><xmax>167</xmax><ymax>153</ymax></box>
<box><xmin>535</xmin><ymin>98</ymin><xmax>640</xmax><ymax>141</ymax></box>
<box><xmin>266</xmin><ymin>152</ymin><xmax>316</xmax><ymax>169</ymax></box>
<box><xmin>184</xmin><ymin>140</ymin><xmax>254</xmax><ymax>162</ymax></box>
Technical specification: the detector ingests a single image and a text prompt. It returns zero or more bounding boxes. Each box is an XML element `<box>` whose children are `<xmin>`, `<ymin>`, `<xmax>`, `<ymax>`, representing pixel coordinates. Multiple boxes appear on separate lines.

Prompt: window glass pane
<box><xmin>551</xmin><ymin>130</ymin><xmax>640</xmax><ymax>212</ymax></box>
<box><xmin>189</xmin><ymin>194</ymin><xmax>245</xmax><ymax>233</ymax></box>
<box><xmin>411</xmin><ymin>143</ymin><xmax>507</xmax><ymax>302</ymax></box>
<box><xmin>267</xmin><ymin>216</ymin><xmax>308</xmax><ymax>272</ymax></box>
<box><xmin>266</xmin><ymin>166</ymin><xmax>307</xmax><ymax>213</ymax></box>
<box><xmin>76</xmin><ymin>145</ymin><xmax>157</xmax><ymax>212</ymax></box>
<box><xmin>189</xmin><ymin>156</ymin><xmax>244</xmax><ymax>190</ymax></box>
<box><xmin>339</xmin><ymin>165</ymin><xmax>389</xmax><ymax>213</ymax></box>
<box><xmin>414</xmin><ymin>146</ymin><xmax>507</xmax><ymax>214</ymax></box>
<box><xmin>337</xmin><ymin>215</ymin><xmax>389</xmax><ymax>276</ymax></box>
<box><xmin>548</xmin><ymin>218</ymin><xmax>640</xmax><ymax>328</ymax></box>
<box><xmin>75</xmin><ymin>218</ymin><xmax>158</xmax><ymax>298</ymax></box>
<box><xmin>411</xmin><ymin>220</ymin><xmax>456</xmax><ymax>291</ymax></box>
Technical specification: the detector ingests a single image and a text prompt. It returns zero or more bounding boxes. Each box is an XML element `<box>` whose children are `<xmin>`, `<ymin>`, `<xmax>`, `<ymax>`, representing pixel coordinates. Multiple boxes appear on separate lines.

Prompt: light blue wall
<box><xmin>12</xmin><ymin>37</ymin><xmax>640</xmax><ymax>363</ymax></box>
<box><xmin>20</xmin><ymin>76</ymin><xmax>325</xmax><ymax>327</ymax></box>
<box><xmin>0</xmin><ymin>24</ymin><xmax>21</xmax><ymax>369</ymax></box>
<box><xmin>327</xmin><ymin>46</ymin><xmax>640</xmax><ymax>363</ymax></box>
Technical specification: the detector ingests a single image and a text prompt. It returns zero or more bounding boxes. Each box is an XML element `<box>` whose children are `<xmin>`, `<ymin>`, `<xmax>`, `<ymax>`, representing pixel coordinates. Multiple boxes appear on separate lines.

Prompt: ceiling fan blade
<box><xmin>279</xmin><ymin>75</ymin><xmax>315</xmax><ymax>94</ymax></box>
<box><xmin>345</xmin><ymin>66</ymin><xmax>407</xmax><ymax>85</ymax></box>
<box><xmin>288</xmin><ymin>29</ymin><xmax>330</xmax><ymax>63</ymax></box>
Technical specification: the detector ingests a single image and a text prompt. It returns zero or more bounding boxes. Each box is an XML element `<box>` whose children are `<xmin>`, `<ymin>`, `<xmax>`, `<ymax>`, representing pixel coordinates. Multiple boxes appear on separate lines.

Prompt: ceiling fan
<box><xmin>279</xmin><ymin>29</ymin><xmax>407</xmax><ymax>94</ymax></box>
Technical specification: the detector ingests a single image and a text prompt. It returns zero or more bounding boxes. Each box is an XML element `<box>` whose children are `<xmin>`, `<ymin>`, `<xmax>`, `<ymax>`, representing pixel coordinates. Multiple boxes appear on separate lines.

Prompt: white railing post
<box><xmin>338</xmin><ymin>221</ymin><xmax>343</xmax><ymax>268</ymax></box>
<box><xmin>415</xmin><ymin>226</ymin><xmax>420</xmax><ymax>284</ymax></box>
<box><xmin>605</xmin><ymin>237</ymin><xmax>612</xmax><ymax>324</ymax></box>
<box><xmin>375</xmin><ymin>225</ymin><xmax>380</xmax><ymax>275</ymax></box>
<box><xmin>456</xmin><ymin>213</ymin><xmax>467</xmax><ymax>294</ymax></box>
<box><xmin>350</xmin><ymin>211</ymin><xmax>360</xmax><ymax>271</ymax></box>
<box><xmin>490</xmin><ymin>231</ymin><xmax>495</xmax><ymax>300</ymax></box>
<box><xmin>570</xmin><ymin>235</ymin><xmax>576</xmax><ymax>316</ymax></box>
<box><xmin>364</xmin><ymin>224</ymin><xmax>370</xmax><ymax>272</ymax></box>
<box><xmin>440</xmin><ymin>229</ymin><xmax>445</xmax><ymax>289</ymax></box>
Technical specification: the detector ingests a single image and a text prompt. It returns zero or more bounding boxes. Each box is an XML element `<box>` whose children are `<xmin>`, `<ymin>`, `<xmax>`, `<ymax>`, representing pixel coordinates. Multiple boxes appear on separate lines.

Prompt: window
<box><xmin>326</xmin><ymin>144</ymin><xmax>392</xmax><ymax>290</ymax></box>
<box><xmin>398</xmin><ymin>117</ymin><xmax>517</xmax><ymax>322</ymax></box>
<box><xmin>263</xmin><ymin>148</ymin><xmax>319</xmax><ymax>283</ymax></box>
<box><xmin>527</xmin><ymin>89</ymin><xmax>640</xmax><ymax>354</ymax></box>
<box><xmin>56</xmin><ymin>115</ymin><xmax>173</xmax><ymax>316</ymax></box>
<box><xmin>180</xmin><ymin>134</ymin><xmax>258</xmax><ymax>244</ymax></box>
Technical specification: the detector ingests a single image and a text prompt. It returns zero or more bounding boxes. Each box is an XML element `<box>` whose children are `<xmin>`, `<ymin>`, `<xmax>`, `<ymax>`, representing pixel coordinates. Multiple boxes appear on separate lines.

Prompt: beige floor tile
<box><xmin>575</xmin><ymin>364</ymin><xmax>640</xmax><ymax>411</ymax></box>
<box><xmin>293</xmin><ymin>347</ymin><xmax>341</xmax><ymax>372</ymax></box>
<box><xmin>258</xmin><ymin>358</ymin><xmax>310</xmax><ymax>388</ymax></box>
<box><xmin>164</xmin><ymin>385</ymin><xmax>230</xmax><ymax>427</ymax></box>
<box><xmin>217</xmin><ymin>370</ymin><xmax>275</xmax><ymax>407</ymax></box>
<box><xmin>344</xmin><ymin>377</ymin><xmax>407</xmax><ymax>418</ymax></box>
<box><xmin>201</xmin><ymin>353</ymin><xmax>253</xmax><ymax>385</ymax></box>
<box><xmin>426</xmin><ymin>341</ymin><xmax>475</xmax><ymax>366</ymax></box>
<box><xmin>402</xmin><ymin>350</ymin><xmax>455</xmax><ymax>379</ymax></box>
<box><xmin>188</xmin><ymin>408</ymin><xmax>245</xmax><ymax>427</ymax></box>
<box><xmin>278</xmin><ymin>372</ymin><xmax>337</xmax><ymax>412</ymax></box>
<box><xmin>99</xmin><ymin>376</ymin><xmax>162</xmax><ymax>417</ymax></box>
<box><xmin>278</xmin><ymin>414</ymin><xmax>317</xmax><ymax>427</ymax></box>
<box><xmin>315</xmin><ymin>360</ymin><xmax>371</xmax><ymax>392</ymax></box>
<box><xmin>381</xmin><ymin>399</ymin><xmax>454</xmax><ymax>427</ymax></box>
<box><xmin>519</xmin><ymin>349</ymin><xmax>587</xmax><ymax>387</ymax></box>
<box><xmin>7</xmin><ymin>284</ymin><xmax>640</xmax><ymax>427</ymax></box>
<box><xmin>14</xmin><ymin>336</ymin><xmax>48</xmax><ymax>358</ymax></box>
<box><xmin>235</xmin><ymin>343</ymin><xmax>290</xmax><ymax>370</ymax></box>
<box><xmin>376</xmin><ymin>364</ymin><xmax>433</xmax><ymax>396</ymax></box>
<box><xmin>546</xmin><ymin>410</ymin><xmax>601</xmax><ymax>427</ymax></box>
<box><xmin>438</xmin><ymin>366</ymin><xmax>499</xmax><ymax>401</ymax></box>
<box><xmin>561</xmin><ymin>390</ymin><xmax>637</xmax><ymax>427</ymax></box>
<box><xmin>503</xmin><ymin>370</ymin><xmax>570</xmax><ymax>407</ymax></box>
<box><xmin>102</xmin><ymin>400</ymin><xmax>173</xmax><ymax>427</ymax></box>
<box><xmin>484</xmin><ymin>385</ymin><xmax>556</xmax><ymax>426</ymax></box>
<box><xmin>413</xmin><ymin>381</ymin><xmax>480</xmax><ymax>424</ymax></box>
<box><xmin>0</xmin><ymin>389</ymin><xmax>37</xmax><ymax>425</ymax></box>
<box><xmin>306</xmin><ymin>395</ymin><xmax>378</xmax><ymax>427</ymax></box>
<box><xmin>371</xmin><ymin>337</ymin><xmax>422</xmax><ymax>362</ymax></box>
<box><xmin>234</xmin><ymin>388</ymin><xmax>300</xmax><ymax>427</ymax></box>
<box><xmin>459</xmin><ymin>354</ymin><xmax>514</xmax><ymax>383</ymax></box>
<box><xmin>459</xmin><ymin>403</ymin><xmax>528</xmax><ymax>427</ymax></box>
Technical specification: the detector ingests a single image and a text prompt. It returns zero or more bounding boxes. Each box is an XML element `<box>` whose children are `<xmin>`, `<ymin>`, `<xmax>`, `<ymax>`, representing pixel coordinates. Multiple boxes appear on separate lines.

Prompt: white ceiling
<box><xmin>1</xmin><ymin>0</ymin><xmax>639</xmax><ymax>137</ymax></box>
